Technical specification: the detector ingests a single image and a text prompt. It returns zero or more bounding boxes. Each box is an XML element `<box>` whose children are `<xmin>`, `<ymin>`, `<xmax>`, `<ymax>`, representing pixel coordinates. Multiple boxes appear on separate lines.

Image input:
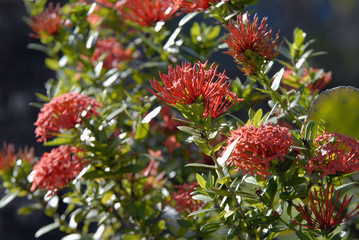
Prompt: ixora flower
<box><xmin>34</xmin><ymin>92</ymin><xmax>102</xmax><ymax>142</ymax></box>
<box><xmin>0</xmin><ymin>143</ymin><xmax>34</xmax><ymax>171</ymax></box>
<box><xmin>91</xmin><ymin>37</ymin><xmax>133</xmax><ymax>69</ymax></box>
<box><xmin>149</xmin><ymin>61</ymin><xmax>242</xmax><ymax>119</ymax></box>
<box><xmin>29</xmin><ymin>3</ymin><xmax>64</xmax><ymax>39</ymax></box>
<box><xmin>115</xmin><ymin>0</ymin><xmax>179</xmax><ymax>27</ymax></box>
<box><xmin>30</xmin><ymin>145</ymin><xmax>86</xmax><ymax>193</ymax></box>
<box><xmin>223</xmin><ymin>12</ymin><xmax>282</xmax><ymax>75</ymax></box>
<box><xmin>305</xmin><ymin>131</ymin><xmax>359</xmax><ymax>177</ymax></box>
<box><xmin>225</xmin><ymin>124</ymin><xmax>293</xmax><ymax>178</ymax></box>
<box><xmin>174</xmin><ymin>0</ymin><xmax>224</xmax><ymax>12</ymax></box>
<box><xmin>165</xmin><ymin>182</ymin><xmax>204</xmax><ymax>215</ymax></box>
<box><xmin>281</xmin><ymin>67</ymin><xmax>332</xmax><ymax>94</ymax></box>
<box><xmin>293</xmin><ymin>184</ymin><xmax>359</xmax><ymax>233</ymax></box>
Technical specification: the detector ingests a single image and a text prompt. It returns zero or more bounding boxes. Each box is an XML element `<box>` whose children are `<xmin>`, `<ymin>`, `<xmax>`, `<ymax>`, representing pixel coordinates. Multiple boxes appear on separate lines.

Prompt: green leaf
<box><xmin>83</xmin><ymin>170</ymin><xmax>112</xmax><ymax>179</ymax></box>
<box><xmin>18</xmin><ymin>203</ymin><xmax>42</xmax><ymax>215</ymax></box>
<box><xmin>44</xmin><ymin>137</ymin><xmax>73</xmax><ymax>146</ymax></box>
<box><xmin>266</xmin><ymin>178</ymin><xmax>277</xmax><ymax>203</ymax></box>
<box><xmin>217</xmin><ymin>138</ymin><xmax>239</xmax><ymax>177</ymax></box>
<box><xmin>0</xmin><ymin>189</ymin><xmax>20</xmax><ymax>208</ymax></box>
<box><xmin>45</xmin><ymin>58</ymin><xmax>60</xmax><ymax>71</ymax></box>
<box><xmin>304</xmin><ymin>120</ymin><xmax>316</xmax><ymax>142</ymax></box>
<box><xmin>330</xmin><ymin>231</ymin><xmax>346</xmax><ymax>240</ymax></box>
<box><xmin>177</xmin><ymin>126</ymin><xmax>198</xmax><ymax>135</ymax></box>
<box><xmin>101</xmin><ymin>191</ymin><xmax>114</xmax><ymax>205</ymax></box>
<box><xmin>308</xmin><ymin>86</ymin><xmax>359</xmax><ymax>139</ymax></box>
<box><xmin>295</xmin><ymin>231</ymin><xmax>313</xmax><ymax>240</ymax></box>
<box><xmin>200</xmin><ymin>222</ymin><xmax>221</xmax><ymax>233</ymax></box>
<box><xmin>123</xmin><ymin>234</ymin><xmax>141</xmax><ymax>240</ymax></box>
<box><xmin>134</xmin><ymin>122</ymin><xmax>149</xmax><ymax>140</ymax></box>
<box><xmin>142</xmin><ymin>106</ymin><xmax>161</xmax><ymax>124</ymax></box>
<box><xmin>185</xmin><ymin>163</ymin><xmax>218</xmax><ymax>169</ymax></box>
<box><xmin>271</xmin><ymin>68</ymin><xmax>285</xmax><ymax>91</ymax></box>
<box><xmin>294</xmin><ymin>28</ymin><xmax>305</xmax><ymax>47</ymax></box>
<box><xmin>192</xmin><ymin>194</ymin><xmax>213</xmax><ymax>201</ymax></box>
<box><xmin>286</xmin><ymin>177</ymin><xmax>306</xmax><ymax>186</ymax></box>
<box><xmin>188</xmin><ymin>208</ymin><xmax>217</xmax><ymax>217</ymax></box>
<box><xmin>35</xmin><ymin>221</ymin><xmax>60</xmax><ymax>238</ymax></box>
<box><xmin>196</xmin><ymin>173</ymin><xmax>207</xmax><ymax>188</ymax></box>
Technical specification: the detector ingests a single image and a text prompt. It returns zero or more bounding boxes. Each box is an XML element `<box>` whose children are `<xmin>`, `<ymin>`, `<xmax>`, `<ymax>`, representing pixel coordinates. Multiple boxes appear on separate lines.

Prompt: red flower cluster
<box><xmin>29</xmin><ymin>3</ymin><xmax>64</xmax><ymax>38</ymax></box>
<box><xmin>281</xmin><ymin>67</ymin><xmax>332</xmax><ymax>94</ymax></box>
<box><xmin>174</xmin><ymin>0</ymin><xmax>224</xmax><ymax>12</ymax></box>
<box><xmin>149</xmin><ymin>61</ymin><xmax>242</xmax><ymax>119</ymax></box>
<box><xmin>0</xmin><ymin>142</ymin><xmax>34</xmax><ymax>171</ymax></box>
<box><xmin>305</xmin><ymin>132</ymin><xmax>359</xmax><ymax>177</ymax></box>
<box><xmin>115</xmin><ymin>0</ymin><xmax>179</xmax><ymax>27</ymax></box>
<box><xmin>223</xmin><ymin>12</ymin><xmax>282</xmax><ymax>75</ymax></box>
<box><xmin>165</xmin><ymin>182</ymin><xmax>204</xmax><ymax>215</ymax></box>
<box><xmin>293</xmin><ymin>184</ymin><xmax>359</xmax><ymax>232</ymax></box>
<box><xmin>143</xmin><ymin>150</ymin><xmax>167</xmax><ymax>192</ymax></box>
<box><xmin>35</xmin><ymin>92</ymin><xmax>102</xmax><ymax>142</ymax></box>
<box><xmin>30</xmin><ymin>145</ymin><xmax>85</xmax><ymax>192</ymax></box>
<box><xmin>225</xmin><ymin>124</ymin><xmax>293</xmax><ymax>178</ymax></box>
<box><xmin>91</xmin><ymin>37</ymin><xmax>133</xmax><ymax>69</ymax></box>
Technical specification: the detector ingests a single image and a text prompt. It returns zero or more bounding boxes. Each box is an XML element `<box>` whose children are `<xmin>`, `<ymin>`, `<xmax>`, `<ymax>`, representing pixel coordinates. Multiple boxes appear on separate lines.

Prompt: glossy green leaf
<box><xmin>18</xmin><ymin>203</ymin><xmax>42</xmax><ymax>215</ymax></box>
<box><xmin>192</xmin><ymin>194</ymin><xmax>212</xmax><ymax>201</ymax></box>
<box><xmin>45</xmin><ymin>58</ymin><xmax>60</xmax><ymax>71</ymax></box>
<box><xmin>0</xmin><ymin>189</ymin><xmax>20</xmax><ymax>208</ymax></box>
<box><xmin>134</xmin><ymin>122</ymin><xmax>149</xmax><ymax>140</ymax></box>
<box><xmin>200</xmin><ymin>222</ymin><xmax>221</xmax><ymax>233</ymax></box>
<box><xmin>308</xmin><ymin>86</ymin><xmax>359</xmax><ymax>139</ymax></box>
<box><xmin>196</xmin><ymin>173</ymin><xmax>207</xmax><ymax>188</ymax></box>
<box><xmin>271</xmin><ymin>68</ymin><xmax>285</xmax><ymax>91</ymax></box>
<box><xmin>44</xmin><ymin>137</ymin><xmax>73</xmax><ymax>146</ymax></box>
<box><xmin>188</xmin><ymin>208</ymin><xmax>217</xmax><ymax>217</ymax></box>
<box><xmin>185</xmin><ymin>163</ymin><xmax>218</xmax><ymax>169</ymax></box>
<box><xmin>35</xmin><ymin>221</ymin><xmax>60</xmax><ymax>238</ymax></box>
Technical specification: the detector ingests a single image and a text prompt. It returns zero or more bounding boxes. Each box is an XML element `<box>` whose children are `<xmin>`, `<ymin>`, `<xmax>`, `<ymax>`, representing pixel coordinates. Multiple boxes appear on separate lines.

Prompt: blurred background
<box><xmin>0</xmin><ymin>0</ymin><xmax>358</xmax><ymax>239</ymax></box>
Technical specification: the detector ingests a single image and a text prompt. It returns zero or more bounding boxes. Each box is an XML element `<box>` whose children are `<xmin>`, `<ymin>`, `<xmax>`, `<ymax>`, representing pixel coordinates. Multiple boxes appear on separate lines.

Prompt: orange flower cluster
<box><xmin>149</xmin><ymin>61</ymin><xmax>241</xmax><ymax>119</ymax></box>
<box><xmin>223</xmin><ymin>12</ymin><xmax>282</xmax><ymax>75</ymax></box>
<box><xmin>91</xmin><ymin>37</ymin><xmax>133</xmax><ymax>69</ymax></box>
<box><xmin>174</xmin><ymin>0</ymin><xmax>224</xmax><ymax>12</ymax></box>
<box><xmin>34</xmin><ymin>92</ymin><xmax>102</xmax><ymax>142</ymax></box>
<box><xmin>29</xmin><ymin>3</ymin><xmax>64</xmax><ymax>38</ymax></box>
<box><xmin>0</xmin><ymin>143</ymin><xmax>34</xmax><ymax>171</ymax></box>
<box><xmin>165</xmin><ymin>182</ymin><xmax>204</xmax><ymax>215</ymax></box>
<box><xmin>30</xmin><ymin>145</ymin><xmax>85</xmax><ymax>192</ymax></box>
<box><xmin>293</xmin><ymin>184</ymin><xmax>359</xmax><ymax>231</ymax></box>
<box><xmin>305</xmin><ymin>131</ymin><xmax>359</xmax><ymax>177</ymax></box>
<box><xmin>225</xmin><ymin>124</ymin><xmax>293</xmax><ymax>178</ymax></box>
<box><xmin>115</xmin><ymin>0</ymin><xmax>179</xmax><ymax>27</ymax></box>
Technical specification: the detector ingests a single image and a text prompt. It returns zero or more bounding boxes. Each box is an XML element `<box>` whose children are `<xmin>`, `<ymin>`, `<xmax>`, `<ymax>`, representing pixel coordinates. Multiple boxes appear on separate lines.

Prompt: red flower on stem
<box><xmin>149</xmin><ymin>61</ymin><xmax>241</xmax><ymax>119</ymax></box>
<box><xmin>281</xmin><ymin>67</ymin><xmax>332</xmax><ymax>94</ymax></box>
<box><xmin>30</xmin><ymin>145</ymin><xmax>86</xmax><ymax>193</ymax></box>
<box><xmin>305</xmin><ymin>131</ymin><xmax>359</xmax><ymax>177</ymax></box>
<box><xmin>29</xmin><ymin>3</ymin><xmax>64</xmax><ymax>39</ymax></box>
<box><xmin>174</xmin><ymin>0</ymin><xmax>224</xmax><ymax>12</ymax></box>
<box><xmin>225</xmin><ymin>124</ymin><xmax>293</xmax><ymax>178</ymax></box>
<box><xmin>223</xmin><ymin>12</ymin><xmax>282</xmax><ymax>75</ymax></box>
<box><xmin>115</xmin><ymin>0</ymin><xmax>179</xmax><ymax>27</ymax></box>
<box><xmin>293</xmin><ymin>184</ymin><xmax>359</xmax><ymax>232</ymax></box>
<box><xmin>0</xmin><ymin>142</ymin><xmax>34</xmax><ymax>171</ymax></box>
<box><xmin>91</xmin><ymin>37</ymin><xmax>133</xmax><ymax>69</ymax></box>
<box><xmin>34</xmin><ymin>92</ymin><xmax>102</xmax><ymax>142</ymax></box>
<box><xmin>165</xmin><ymin>182</ymin><xmax>204</xmax><ymax>215</ymax></box>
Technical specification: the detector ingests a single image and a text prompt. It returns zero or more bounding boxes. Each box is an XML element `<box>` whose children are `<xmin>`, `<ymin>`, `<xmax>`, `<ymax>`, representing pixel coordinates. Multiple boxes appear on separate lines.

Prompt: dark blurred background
<box><xmin>0</xmin><ymin>0</ymin><xmax>359</xmax><ymax>239</ymax></box>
